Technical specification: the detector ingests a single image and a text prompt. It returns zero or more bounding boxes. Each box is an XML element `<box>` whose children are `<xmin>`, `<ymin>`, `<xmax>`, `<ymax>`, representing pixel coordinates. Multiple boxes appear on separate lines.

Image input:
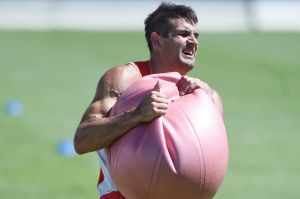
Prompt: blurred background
<box><xmin>1</xmin><ymin>0</ymin><xmax>300</xmax><ymax>31</ymax></box>
<box><xmin>0</xmin><ymin>0</ymin><xmax>299</xmax><ymax>199</ymax></box>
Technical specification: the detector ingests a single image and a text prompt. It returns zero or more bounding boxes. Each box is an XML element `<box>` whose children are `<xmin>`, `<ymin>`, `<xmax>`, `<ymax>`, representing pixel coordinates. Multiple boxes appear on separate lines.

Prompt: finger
<box><xmin>152</xmin><ymin>80</ymin><xmax>161</xmax><ymax>92</ymax></box>
<box><xmin>197</xmin><ymin>80</ymin><xmax>209</xmax><ymax>89</ymax></box>
<box><xmin>186</xmin><ymin>81</ymin><xmax>199</xmax><ymax>94</ymax></box>
<box><xmin>150</xmin><ymin>91</ymin><xmax>168</xmax><ymax>101</ymax></box>
<box><xmin>176</xmin><ymin>77</ymin><xmax>182</xmax><ymax>87</ymax></box>
<box><xmin>155</xmin><ymin>92</ymin><xmax>167</xmax><ymax>99</ymax></box>
<box><xmin>186</xmin><ymin>86</ymin><xmax>195</xmax><ymax>94</ymax></box>
<box><xmin>153</xmin><ymin>107</ymin><xmax>167</xmax><ymax>116</ymax></box>
<box><xmin>153</xmin><ymin>102</ymin><xmax>168</xmax><ymax>110</ymax></box>
<box><xmin>151</xmin><ymin>95</ymin><xmax>169</xmax><ymax>105</ymax></box>
<box><xmin>177</xmin><ymin>77</ymin><xmax>185</xmax><ymax>95</ymax></box>
<box><xmin>180</xmin><ymin>80</ymin><xmax>190</xmax><ymax>96</ymax></box>
<box><xmin>204</xmin><ymin>82</ymin><xmax>210</xmax><ymax>89</ymax></box>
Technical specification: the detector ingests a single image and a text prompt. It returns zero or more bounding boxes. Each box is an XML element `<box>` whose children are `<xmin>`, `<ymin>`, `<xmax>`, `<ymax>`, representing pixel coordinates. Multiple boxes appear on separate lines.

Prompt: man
<box><xmin>74</xmin><ymin>2</ymin><xmax>223</xmax><ymax>199</ymax></box>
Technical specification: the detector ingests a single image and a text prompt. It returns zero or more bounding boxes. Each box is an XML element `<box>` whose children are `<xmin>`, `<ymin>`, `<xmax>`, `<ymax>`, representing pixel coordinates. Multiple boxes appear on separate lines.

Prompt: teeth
<box><xmin>183</xmin><ymin>48</ymin><xmax>194</xmax><ymax>55</ymax></box>
<box><xmin>183</xmin><ymin>50</ymin><xmax>193</xmax><ymax>55</ymax></box>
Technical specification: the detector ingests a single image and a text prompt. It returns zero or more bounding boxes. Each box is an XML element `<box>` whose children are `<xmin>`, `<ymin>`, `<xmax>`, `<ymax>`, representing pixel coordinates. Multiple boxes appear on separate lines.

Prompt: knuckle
<box><xmin>191</xmin><ymin>82</ymin><xmax>197</xmax><ymax>88</ymax></box>
<box><xmin>150</xmin><ymin>91</ymin><xmax>156</xmax><ymax>96</ymax></box>
<box><xmin>153</xmin><ymin>107</ymin><xmax>159</xmax><ymax>114</ymax></box>
<box><xmin>150</xmin><ymin>94</ymin><xmax>156</xmax><ymax>100</ymax></box>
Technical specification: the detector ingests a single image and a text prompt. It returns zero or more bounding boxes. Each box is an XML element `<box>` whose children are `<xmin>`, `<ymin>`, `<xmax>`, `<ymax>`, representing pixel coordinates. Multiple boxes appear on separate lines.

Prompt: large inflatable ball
<box><xmin>106</xmin><ymin>72</ymin><xmax>228</xmax><ymax>199</ymax></box>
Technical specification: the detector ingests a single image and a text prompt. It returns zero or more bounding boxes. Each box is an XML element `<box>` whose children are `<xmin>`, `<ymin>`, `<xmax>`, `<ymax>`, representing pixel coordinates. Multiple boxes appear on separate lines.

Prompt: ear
<box><xmin>150</xmin><ymin>32</ymin><xmax>162</xmax><ymax>50</ymax></box>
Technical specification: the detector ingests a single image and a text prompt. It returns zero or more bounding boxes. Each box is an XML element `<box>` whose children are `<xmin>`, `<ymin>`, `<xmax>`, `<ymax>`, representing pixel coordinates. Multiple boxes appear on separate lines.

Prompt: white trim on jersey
<box><xmin>97</xmin><ymin>149</ymin><xmax>118</xmax><ymax>197</ymax></box>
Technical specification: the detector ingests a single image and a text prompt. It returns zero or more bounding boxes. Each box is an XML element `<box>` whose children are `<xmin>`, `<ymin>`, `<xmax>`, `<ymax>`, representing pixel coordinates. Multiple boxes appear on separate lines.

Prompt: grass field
<box><xmin>0</xmin><ymin>31</ymin><xmax>299</xmax><ymax>199</ymax></box>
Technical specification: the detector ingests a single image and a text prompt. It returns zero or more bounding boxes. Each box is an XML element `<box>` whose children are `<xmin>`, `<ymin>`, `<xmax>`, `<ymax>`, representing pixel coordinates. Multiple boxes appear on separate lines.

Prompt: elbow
<box><xmin>73</xmin><ymin>128</ymin><xmax>87</xmax><ymax>155</ymax></box>
<box><xmin>73</xmin><ymin>123</ymin><xmax>108</xmax><ymax>154</ymax></box>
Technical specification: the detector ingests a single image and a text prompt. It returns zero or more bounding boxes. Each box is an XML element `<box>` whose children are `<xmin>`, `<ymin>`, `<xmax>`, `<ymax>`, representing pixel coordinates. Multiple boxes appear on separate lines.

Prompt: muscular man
<box><xmin>74</xmin><ymin>3</ymin><xmax>223</xmax><ymax>199</ymax></box>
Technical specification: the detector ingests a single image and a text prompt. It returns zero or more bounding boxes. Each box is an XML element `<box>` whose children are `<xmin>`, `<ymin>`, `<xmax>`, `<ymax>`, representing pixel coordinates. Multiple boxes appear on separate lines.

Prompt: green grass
<box><xmin>0</xmin><ymin>31</ymin><xmax>299</xmax><ymax>199</ymax></box>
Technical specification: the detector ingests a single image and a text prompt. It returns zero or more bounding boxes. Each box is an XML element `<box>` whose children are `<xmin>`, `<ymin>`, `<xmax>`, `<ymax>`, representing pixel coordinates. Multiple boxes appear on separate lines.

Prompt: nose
<box><xmin>187</xmin><ymin>35</ymin><xmax>198</xmax><ymax>51</ymax></box>
<box><xmin>188</xmin><ymin>34</ymin><xmax>198</xmax><ymax>46</ymax></box>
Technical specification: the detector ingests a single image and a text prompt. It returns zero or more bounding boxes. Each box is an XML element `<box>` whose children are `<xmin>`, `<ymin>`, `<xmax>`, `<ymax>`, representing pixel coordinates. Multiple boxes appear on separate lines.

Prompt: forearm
<box><xmin>74</xmin><ymin>108</ymin><xmax>142</xmax><ymax>154</ymax></box>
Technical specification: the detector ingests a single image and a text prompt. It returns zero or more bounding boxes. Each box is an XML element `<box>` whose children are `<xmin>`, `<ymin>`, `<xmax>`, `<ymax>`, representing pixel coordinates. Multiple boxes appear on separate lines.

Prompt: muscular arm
<box><xmin>74</xmin><ymin>65</ymin><xmax>140</xmax><ymax>154</ymax></box>
<box><xmin>74</xmin><ymin>108</ymin><xmax>143</xmax><ymax>154</ymax></box>
<box><xmin>74</xmin><ymin>64</ymin><xmax>168</xmax><ymax>154</ymax></box>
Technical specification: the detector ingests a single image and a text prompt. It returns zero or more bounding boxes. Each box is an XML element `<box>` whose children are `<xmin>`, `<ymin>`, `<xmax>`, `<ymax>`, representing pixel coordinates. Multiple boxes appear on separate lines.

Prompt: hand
<box><xmin>176</xmin><ymin>75</ymin><xmax>210</xmax><ymax>96</ymax></box>
<box><xmin>134</xmin><ymin>81</ymin><xmax>169</xmax><ymax>123</ymax></box>
<box><xmin>176</xmin><ymin>75</ymin><xmax>223</xmax><ymax>114</ymax></box>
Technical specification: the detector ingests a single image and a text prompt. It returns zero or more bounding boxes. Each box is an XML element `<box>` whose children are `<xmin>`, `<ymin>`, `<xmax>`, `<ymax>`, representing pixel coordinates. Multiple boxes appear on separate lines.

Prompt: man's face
<box><xmin>161</xmin><ymin>18</ymin><xmax>199</xmax><ymax>72</ymax></box>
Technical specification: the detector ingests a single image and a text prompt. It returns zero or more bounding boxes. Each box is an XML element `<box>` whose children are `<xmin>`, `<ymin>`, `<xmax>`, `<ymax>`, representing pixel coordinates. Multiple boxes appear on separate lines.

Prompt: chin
<box><xmin>179</xmin><ymin>56</ymin><xmax>195</xmax><ymax>68</ymax></box>
<box><xmin>177</xmin><ymin>63</ymin><xmax>193</xmax><ymax>74</ymax></box>
<box><xmin>181</xmin><ymin>60</ymin><xmax>195</xmax><ymax>69</ymax></box>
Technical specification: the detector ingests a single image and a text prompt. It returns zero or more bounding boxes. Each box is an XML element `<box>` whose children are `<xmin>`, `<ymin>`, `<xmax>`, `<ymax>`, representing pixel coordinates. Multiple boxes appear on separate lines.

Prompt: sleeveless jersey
<box><xmin>97</xmin><ymin>61</ymin><xmax>150</xmax><ymax>199</ymax></box>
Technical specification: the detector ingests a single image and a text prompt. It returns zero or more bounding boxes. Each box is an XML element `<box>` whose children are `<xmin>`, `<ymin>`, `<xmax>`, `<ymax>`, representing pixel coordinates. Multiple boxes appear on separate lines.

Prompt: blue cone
<box><xmin>4</xmin><ymin>100</ymin><xmax>24</xmax><ymax>117</ymax></box>
<box><xmin>57</xmin><ymin>139</ymin><xmax>77</xmax><ymax>156</ymax></box>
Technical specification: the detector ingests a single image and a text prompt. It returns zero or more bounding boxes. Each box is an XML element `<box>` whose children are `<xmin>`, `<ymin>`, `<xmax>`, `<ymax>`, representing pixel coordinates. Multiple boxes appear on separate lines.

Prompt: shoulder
<box><xmin>102</xmin><ymin>63</ymin><xmax>141</xmax><ymax>80</ymax></box>
<box><xmin>95</xmin><ymin>63</ymin><xmax>142</xmax><ymax>99</ymax></box>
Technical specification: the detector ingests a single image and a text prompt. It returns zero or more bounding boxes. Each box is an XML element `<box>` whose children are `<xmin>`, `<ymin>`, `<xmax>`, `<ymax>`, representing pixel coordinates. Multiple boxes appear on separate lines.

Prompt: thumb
<box><xmin>152</xmin><ymin>80</ymin><xmax>161</xmax><ymax>92</ymax></box>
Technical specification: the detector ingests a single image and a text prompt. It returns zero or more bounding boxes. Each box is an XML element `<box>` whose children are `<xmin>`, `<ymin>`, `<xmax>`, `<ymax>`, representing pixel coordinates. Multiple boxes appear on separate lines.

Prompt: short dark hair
<box><xmin>144</xmin><ymin>2</ymin><xmax>198</xmax><ymax>52</ymax></box>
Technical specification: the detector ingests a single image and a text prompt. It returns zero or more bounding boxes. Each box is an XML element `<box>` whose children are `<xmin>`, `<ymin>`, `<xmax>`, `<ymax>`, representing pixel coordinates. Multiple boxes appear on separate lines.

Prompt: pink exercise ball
<box><xmin>106</xmin><ymin>72</ymin><xmax>228</xmax><ymax>199</ymax></box>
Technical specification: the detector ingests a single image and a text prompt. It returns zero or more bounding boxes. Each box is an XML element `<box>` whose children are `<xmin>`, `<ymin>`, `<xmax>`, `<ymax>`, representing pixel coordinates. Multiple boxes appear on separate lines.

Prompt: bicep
<box><xmin>80</xmin><ymin>79</ymin><xmax>119</xmax><ymax>123</ymax></box>
<box><xmin>80</xmin><ymin>97</ymin><xmax>117</xmax><ymax>123</ymax></box>
<box><xmin>80</xmin><ymin>64</ymin><xmax>140</xmax><ymax>122</ymax></box>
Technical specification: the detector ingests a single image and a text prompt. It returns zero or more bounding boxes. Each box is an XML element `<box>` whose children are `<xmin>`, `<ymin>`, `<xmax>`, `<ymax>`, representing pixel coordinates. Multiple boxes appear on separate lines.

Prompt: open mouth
<box><xmin>182</xmin><ymin>49</ymin><xmax>194</xmax><ymax>57</ymax></box>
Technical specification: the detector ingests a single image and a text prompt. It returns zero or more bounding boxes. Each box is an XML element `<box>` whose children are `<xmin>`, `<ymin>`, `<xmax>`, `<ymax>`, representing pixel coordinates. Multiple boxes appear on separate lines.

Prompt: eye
<box><xmin>178</xmin><ymin>32</ymin><xmax>190</xmax><ymax>38</ymax></box>
<box><xmin>177</xmin><ymin>31</ymin><xmax>199</xmax><ymax>39</ymax></box>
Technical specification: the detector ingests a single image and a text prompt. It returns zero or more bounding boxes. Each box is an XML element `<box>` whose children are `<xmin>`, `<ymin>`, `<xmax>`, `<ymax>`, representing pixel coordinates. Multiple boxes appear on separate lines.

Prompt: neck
<box><xmin>149</xmin><ymin>58</ymin><xmax>190</xmax><ymax>75</ymax></box>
